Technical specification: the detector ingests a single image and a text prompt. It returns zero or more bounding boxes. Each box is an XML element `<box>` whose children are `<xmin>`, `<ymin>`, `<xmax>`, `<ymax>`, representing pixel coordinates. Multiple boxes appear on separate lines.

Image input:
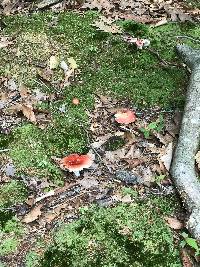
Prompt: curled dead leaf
<box><xmin>21</xmin><ymin>104</ymin><xmax>37</xmax><ymax>123</ymax></box>
<box><xmin>22</xmin><ymin>204</ymin><xmax>43</xmax><ymax>223</ymax></box>
<box><xmin>165</xmin><ymin>216</ymin><xmax>183</xmax><ymax>230</ymax></box>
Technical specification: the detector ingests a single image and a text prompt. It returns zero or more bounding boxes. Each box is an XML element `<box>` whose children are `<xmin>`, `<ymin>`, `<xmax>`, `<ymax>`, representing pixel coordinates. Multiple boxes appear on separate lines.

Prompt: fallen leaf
<box><xmin>159</xmin><ymin>142</ymin><xmax>173</xmax><ymax>171</ymax></box>
<box><xmin>18</xmin><ymin>84</ymin><xmax>31</xmax><ymax>98</ymax></box>
<box><xmin>21</xmin><ymin>104</ymin><xmax>37</xmax><ymax>123</ymax></box>
<box><xmin>93</xmin><ymin>18</ymin><xmax>122</xmax><ymax>34</ymax></box>
<box><xmin>22</xmin><ymin>204</ymin><xmax>43</xmax><ymax>223</ymax></box>
<box><xmin>67</xmin><ymin>57</ymin><xmax>77</xmax><ymax>70</ymax></box>
<box><xmin>165</xmin><ymin>217</ymin><xmax>184</xmax><ymax>230</ymax></box>
<box><xmin>79</xmin><ymin>177</ymin><xmax>99</xmax><ymax>189</ymax></box>
<box><xmin>49</xmin><ymin>55</ymin><xmax>59</xmax><ymax>69</ymax></box>
<box><xmin>0</xmin><ymin>37</ymin><xmax>13</xmax><ymax>48</ymax></box>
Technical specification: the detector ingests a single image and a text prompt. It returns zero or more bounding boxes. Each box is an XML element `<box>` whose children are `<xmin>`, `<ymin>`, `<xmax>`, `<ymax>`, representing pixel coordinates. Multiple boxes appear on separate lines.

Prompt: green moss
<box><xmin>0</xmin><ymin>216</ymin><xmax>24</xmax><ymax>256</ymax></box>
<box><xmin>26</xmin><ymin>251</ymin><xmax>41</xmax><ymax>267</ymax></box>
<box><xmin>41</xmin><ymin>196</ymin><xmax>181</xmax><ymax>267</ymax></box>
<box><xmin>104</xmin><ymin>136</ymin><xmax>125</xmax><ymax>151</ymax></box>
<box><xmin>0</xmin><ymin>12</ymin><xmax>199</xmax><ymax>180</ymax></box>
<box><xmin>0</xmin><ymin>180</ymin><xmax>27</xmax><ymax>209</ymax></box>
<box><xmin>1</xmin><ymin>12</ymin><xmax>200</xmax><ymax>109</ymax></box>
<box><xmin>9</xmin><ymin>124</ymin><xmax>62</xmax><ymax>181</ymax></box>
<box><xmin>8</xmin><ymin>117</ymin><xmax>88</xmax><ymax>181</ymax></box>
<box><xmin>184</xmin><ymin>0</ymin><xmax>200</xmax><ymax>8</ymax></box>
<box><xmin>0</xmin><ymin>237</ymin><xmax>18</xmax><ymax>256</ymax></box>
<box><xmin>119</xmin><ymin>20</ymin><xmax>149</xmax><ymax>36</ymax></box>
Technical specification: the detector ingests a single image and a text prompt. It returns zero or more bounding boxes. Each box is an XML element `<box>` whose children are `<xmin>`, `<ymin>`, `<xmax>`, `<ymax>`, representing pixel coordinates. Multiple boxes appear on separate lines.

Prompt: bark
<box><xmin>170</xmin><ymin>44</ymin><xmax>200</xmax><ymax>240</ymax></box>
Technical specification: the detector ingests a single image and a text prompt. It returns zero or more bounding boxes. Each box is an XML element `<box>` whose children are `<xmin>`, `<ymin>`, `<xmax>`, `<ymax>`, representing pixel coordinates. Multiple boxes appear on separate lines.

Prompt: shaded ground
<box><xmin>0</xmin><ymin>1</ymin><xmax>200</xmax><ymax>266</ymax></box>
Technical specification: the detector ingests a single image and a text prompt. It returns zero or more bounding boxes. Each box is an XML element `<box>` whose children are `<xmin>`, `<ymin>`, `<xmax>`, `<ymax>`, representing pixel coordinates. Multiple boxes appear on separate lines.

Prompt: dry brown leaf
<box><xmin>79</xmin><ymin>177</ymin><xmax>99</xmax><ymax>189</ymax></box>
<box><xmin>124</xmin><ymin>158</ymin><xmax>144</xmax><ymax>168</ymax></box>
<box><xmin>43</xmin><ymin>212</ymin><xmax>58</xmax><ymax>223</ymax></box>
<box><xmin>91</xmin><ymin>133</ymin><xmax>112</xmax><ymax>149</ymax></box>
<box><xmin>18</xmin><ymin>84</ymin><xmax>31</xmax><ymax>98</ymax></box>
<box><xmin>22</xmin><ymin>204</ymin><xmax>43</xmax><ymax>223</ymax></box>
<box><xmin>21</xmin><ymin>104</ymin><xmax>37</xmax><ymax>123</ymax></box>
<box><xmin>165</xmin><ymin>216</ymin><xmax>184</xmax><ymax>229</ymax></box>
<box><xmin>0</xmin><ymin>37</ymin><xmax>13</xmax><ymax>48</ymax></box>
<box><xmin>104</xmin><ymin>148</ymin><xmax>126</xmax><ymax>163</ymax></box>
<box><xmin>82</xmin><ymin>0</ymin><xmax>114</xmax><ymax>12</ymax></box>
<box><xmin>159</xmin><ymin>142</ymin><xmax>173</xmax><ymax>171</ymax></box>
<box><xmin>92</xmin><ymin>17</ymin><xmax>122</xmax><ymax>34</ymax></box>
<box><xmin>180</xmin><ymin>249</ymin><xmax>193</xmax><ymax>267</ymax></box>
<box><xmin>154</xmin><ymin>132</ymin><xmax>174</xmax><ymax>145</ymax></box>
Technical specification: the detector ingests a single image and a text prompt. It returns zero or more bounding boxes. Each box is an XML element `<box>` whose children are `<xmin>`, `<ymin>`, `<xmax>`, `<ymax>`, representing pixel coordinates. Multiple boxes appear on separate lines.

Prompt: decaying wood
<box><xmin>170</xmin><ymin>44</ymin><xmax>200</xmax><ymax>241</ymax></box>
<box><xmin>36</xmin><ymin>0</ymin><xmax>63</xmax><ymax>9</ymax></box>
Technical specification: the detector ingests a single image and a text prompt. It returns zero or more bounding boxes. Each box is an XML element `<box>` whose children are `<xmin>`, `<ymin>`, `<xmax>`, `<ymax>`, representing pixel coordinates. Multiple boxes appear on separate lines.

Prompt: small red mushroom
<box><xmin>72</xmin><ymin>98</ymin><xmax>80</xmax><ymax>105</ymax></box>
<box><xmin>114</xmin><ymin>109</ymin><xmax>136</xmax><ymax>124</ymax></box>
<box><xmin>60</xmin><ymin>154</ymin><xmax>93</xmax><ymax>176</ymax></box>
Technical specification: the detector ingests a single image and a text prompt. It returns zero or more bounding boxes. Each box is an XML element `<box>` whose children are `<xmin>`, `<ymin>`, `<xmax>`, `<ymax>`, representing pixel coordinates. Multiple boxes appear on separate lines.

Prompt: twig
<box><xmin>176</xmin><ymin>36</ymin><xmax>200</xmax><ymax>44</ymax></box>
<box><xmin>36</xmin><ymin>0</ymin><xmax>63</xmax><ymax>9</ymax></box>
<box><xmin>0</xmin><ymin>149</ymin><xmax>10</xmax><ymax>152</ymax></box>
<box><xmin>33</xmin><ymin>79</ymin><xmax>52</xmax><ymax>91</ymax></box>
<box><xmin>147</xmin><ymin>48</ymin><xmax>180</xmax><ymax>67</ymax></box>
<box><xmin>82</xmin><ymin>126</ymin><xmax>113</xmax><ymax>173</ymax></box>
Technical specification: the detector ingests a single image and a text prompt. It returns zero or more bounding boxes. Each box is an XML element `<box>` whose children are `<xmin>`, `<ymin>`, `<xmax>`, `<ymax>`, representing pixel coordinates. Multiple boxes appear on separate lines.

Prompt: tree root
<box><xmin>170</xmin><ymin>44</ymin><xmax>200</xmax><ymax>240</ymax></box>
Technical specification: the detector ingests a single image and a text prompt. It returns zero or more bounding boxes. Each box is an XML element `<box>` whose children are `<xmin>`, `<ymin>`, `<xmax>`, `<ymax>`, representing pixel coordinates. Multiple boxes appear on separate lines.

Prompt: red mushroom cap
<box><xmin>72</xmin><ymin>98</ymin><xmax>80</xmax><ymax>105</ymax></box>
<box><xmin>60</xmin><ymin>154</ymin><xmax>93</xmax><ymax>172</ymax></box>
<box><xmin>114</xmin><ymin>109</ymin><xmax>136</xmax><ymax>124</ymax></box>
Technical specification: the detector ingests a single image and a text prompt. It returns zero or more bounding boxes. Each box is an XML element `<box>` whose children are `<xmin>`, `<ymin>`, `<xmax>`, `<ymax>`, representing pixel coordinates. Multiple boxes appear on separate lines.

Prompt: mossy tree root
<box><xmin>170</xmin><ymin>44</ymin><xmax>200</xmax><ymax>240</ymax></box>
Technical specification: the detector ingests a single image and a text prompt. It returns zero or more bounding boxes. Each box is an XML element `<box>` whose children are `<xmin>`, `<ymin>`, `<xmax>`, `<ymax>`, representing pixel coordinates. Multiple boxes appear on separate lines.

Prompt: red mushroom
<box><xmin>60</xmin><ymin>154</ymin><xmax>93</xmax><ymax>176</ymax></box>
<box><xmin>114</xmin><ymin>109</ymin><xmax>136</xmax><ymax>124</ymax></box>
<box><xmin>72</xmin><ymin>97</ymin><xmax>80</xmax><ymax>105</ymax></box>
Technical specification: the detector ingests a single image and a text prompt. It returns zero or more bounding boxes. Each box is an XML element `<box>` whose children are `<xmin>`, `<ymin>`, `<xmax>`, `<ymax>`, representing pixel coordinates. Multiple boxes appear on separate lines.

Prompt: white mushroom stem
<box><xmin>73</xmin><ymin>170</ymin><xmax>80</xmax><ymax>177</ymax></box>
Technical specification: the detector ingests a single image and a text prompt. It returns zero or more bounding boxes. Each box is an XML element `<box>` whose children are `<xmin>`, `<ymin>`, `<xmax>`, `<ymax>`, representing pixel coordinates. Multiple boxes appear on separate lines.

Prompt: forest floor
<box><xmin>0</xmin><ymin>0</ymin><xmax>200</xmax><ymax>266</ymax></box>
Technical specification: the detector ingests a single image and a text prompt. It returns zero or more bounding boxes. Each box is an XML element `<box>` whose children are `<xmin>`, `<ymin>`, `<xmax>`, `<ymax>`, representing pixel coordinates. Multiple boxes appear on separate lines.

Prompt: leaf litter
<box><xmin>0</xmin><ymin>1</ymin><xmax>198</xmax><ymax>265</ymax></box>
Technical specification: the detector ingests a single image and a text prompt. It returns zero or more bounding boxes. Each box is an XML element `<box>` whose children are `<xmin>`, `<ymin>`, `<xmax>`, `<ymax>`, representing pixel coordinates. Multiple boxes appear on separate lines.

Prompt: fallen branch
<box><xmin>176</xmin><ymin>36</ymin><xmax>200</xmax><ymax>44</ymax></box>
<box><xmin>36</xmin><ymin>0</ymin><xmax>63</xmax><ymax>9</ymax></box>
<box><xmin>170</xmin><ymin>44</ymin><xmax>200</xmax><ymax>241</ymax></box>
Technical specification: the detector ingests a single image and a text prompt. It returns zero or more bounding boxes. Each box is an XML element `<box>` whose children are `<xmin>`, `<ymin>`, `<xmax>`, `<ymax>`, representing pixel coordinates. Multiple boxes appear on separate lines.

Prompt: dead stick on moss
<box><xmin>170</xmin><ymin>44</ymin><xmax>200</xmax><ymax>241</ymax></box>
<box><xmin>147</xmin><ymin>48</ymin><xmax>181</xmax><ymax>67</ymax></box>
<box><xmin>176</xmin><ymin>36</ymin><xmax>200</xmax><ymax>44</ymax></box>
<box><xmin>36</xmin><ymin>0</ymin><xmax>63</xmax><ymax>9</ymax></box>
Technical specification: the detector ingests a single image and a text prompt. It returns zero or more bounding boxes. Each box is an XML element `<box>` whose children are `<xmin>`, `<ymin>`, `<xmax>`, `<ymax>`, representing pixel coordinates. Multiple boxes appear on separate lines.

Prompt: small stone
<box><xmin>115</xmin><ymin>170</ymin><xmax>142</xmax><ymax>184</ymax></box>
<box><xmin>5</xmin><ymin>163</ymin><xmax>16</xmax><ymax>177</ymax></box>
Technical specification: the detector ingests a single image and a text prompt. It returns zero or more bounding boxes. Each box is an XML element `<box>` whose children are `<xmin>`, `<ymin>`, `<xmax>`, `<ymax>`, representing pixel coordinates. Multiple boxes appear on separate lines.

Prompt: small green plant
<box><xmin>181</xmin><ymin>232</ymin><xmax>200</xmax><ymax>256</ymax></box>
<box><xmin>140</xmin><ymin>115</ymin><xmax>164</xmax><ymax>138</ymax></box>
<box><xmin>154</xmin><ymin>175</ymin><xmax>166</xmax><ymax>185</ymax></box>
<box><xmin>121</xmin><ymin>187</ymin><xmax>138</xmax><ymax>197</ymax></box>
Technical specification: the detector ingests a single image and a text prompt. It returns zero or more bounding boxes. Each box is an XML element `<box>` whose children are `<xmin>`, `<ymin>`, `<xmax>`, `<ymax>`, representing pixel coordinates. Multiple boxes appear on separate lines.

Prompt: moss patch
<box><xmin>0</xmin><ymin>180</ymin><xmax>27</xmax><ymax>209</ymax></box>
<box><xmin>40</xmin><ymin>196</ymin><xmax>181</xmax><ymax>267</ymax></box>
<box><xmin>0</xmin><ymin>12</ymin><xmax>199</xmax><ymax>179</ymax></box>
<box><xmin>0</xmin><ymin>216</ymin><xmax>24</xmax><ymax>256</ymax></box>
